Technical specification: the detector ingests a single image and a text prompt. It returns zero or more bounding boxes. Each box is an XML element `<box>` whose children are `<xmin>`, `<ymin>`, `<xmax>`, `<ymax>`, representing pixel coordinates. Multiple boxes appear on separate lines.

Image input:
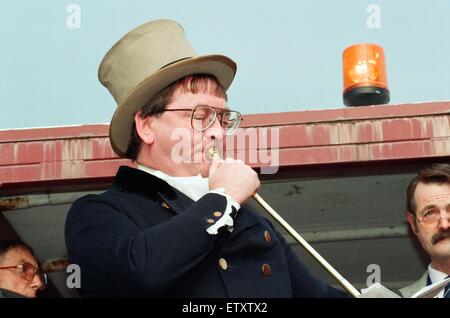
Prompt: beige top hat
<box><xmin>98</xmin><ymin>19</ymin><xmax>237</xmax><ymax>158</ymax></box>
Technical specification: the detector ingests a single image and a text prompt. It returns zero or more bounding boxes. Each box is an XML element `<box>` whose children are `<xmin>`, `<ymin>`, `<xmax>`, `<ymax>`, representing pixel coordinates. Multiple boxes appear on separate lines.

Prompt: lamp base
<box><xmin>343</xmin><ymin>86</ymin><xmax>390</xmax><ymax>107</ymax></box>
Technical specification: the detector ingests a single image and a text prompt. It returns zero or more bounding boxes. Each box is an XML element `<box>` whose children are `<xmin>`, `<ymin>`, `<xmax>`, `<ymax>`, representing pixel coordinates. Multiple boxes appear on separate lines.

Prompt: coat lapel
<box><xmin>158</xmin><ymin>188</ymin><xmax>194</xmax><ymax>214</ymax></box>
<box><xmin>114</xmin><ymin>166</ymin><xmax>264</xmax><ymax>231</ymax></box>
<box><xmin>113</xmin><ymin>166</ymin><xmax>194</xmax><ymax>214</ymax></box>
<box><xmin>399</xmin><ymin>271</ymin><xmax>428</xmax><ymax>298</ymax></box>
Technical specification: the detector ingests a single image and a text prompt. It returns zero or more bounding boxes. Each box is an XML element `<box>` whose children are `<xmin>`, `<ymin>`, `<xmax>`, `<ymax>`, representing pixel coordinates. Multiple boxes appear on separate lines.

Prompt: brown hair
<box><xmin>406</xmin><ymin>163</ymin><xmax>450</xmax><ymax>214</ymax></box>
<box><xmin>0</xmin><ymin>240</ymin><xmax>35</xmax><ymax>265</ymax></box>
<box><xmin>126</xmin><ymin>74</ymin><xmax>227</xmax><ymax>159</ymax></box>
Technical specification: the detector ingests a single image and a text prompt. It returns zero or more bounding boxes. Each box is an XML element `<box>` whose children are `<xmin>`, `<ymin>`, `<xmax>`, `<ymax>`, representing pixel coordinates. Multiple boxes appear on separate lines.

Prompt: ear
<box><xmin>407</xmin><ymin>212</ymin><xmax>418</xmax><ymax>235</ymax></box>
<box><xmin>134</xmin><ymin>112</ymin><xmax>155</xmax><ymax>146</ymax></box>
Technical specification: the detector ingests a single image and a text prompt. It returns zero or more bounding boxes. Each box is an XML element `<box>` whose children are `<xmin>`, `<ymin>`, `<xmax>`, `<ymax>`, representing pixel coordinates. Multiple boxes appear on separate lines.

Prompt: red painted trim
<box><xmin>241</xmin><ymin>101</ymin><xmax>450</xmax><ymax>127</ymax></box>
<box><xmin>0</xmin><ymin>124</ymin><xmax>109</xmax><ymax>143</ymax></box>
<box><xmin>0</xmin><ymin>102</ymin><xmax>449</xmax><ymax>191</ymax></box>
<box><xmin>0</xmin><ymin>102</ymin><xmax>448</xmax><ymax>142</ymax></box>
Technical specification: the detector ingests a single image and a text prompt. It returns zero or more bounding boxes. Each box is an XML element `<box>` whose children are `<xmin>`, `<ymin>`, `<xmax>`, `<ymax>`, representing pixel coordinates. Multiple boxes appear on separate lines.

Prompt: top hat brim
<box><xmin>109</xmin><ymin>54</ymin><xmax>236</xmax><ymax>158</ymax></box>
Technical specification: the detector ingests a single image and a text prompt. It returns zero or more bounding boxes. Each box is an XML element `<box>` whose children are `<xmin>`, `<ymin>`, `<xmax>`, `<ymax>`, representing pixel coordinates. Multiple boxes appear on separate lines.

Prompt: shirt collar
<box><xmin>428</xmin><ymin>263</ymin><xmax>449</xmax><ymax>283</ymax></box>
<box><xmin>137</xmin><ymin>164</ymin><xmax>210</xmax><ymax>201</ymax></box>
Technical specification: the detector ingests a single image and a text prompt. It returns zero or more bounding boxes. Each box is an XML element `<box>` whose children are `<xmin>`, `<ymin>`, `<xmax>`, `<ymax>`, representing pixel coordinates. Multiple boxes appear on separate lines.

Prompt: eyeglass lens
<box><xmin>419</xmin><ymin>209</ymin><xmax>450</xmax><ymax>228</ymax></box>
<box><xmin>20</xmin><ymin>262</ymin><xmax>47</xmax><ymax>289</ymax></box>
<box><xmin>191</xmin><ymin>105</ymin><xmax>240</xmax><ymax>134</ymax></box>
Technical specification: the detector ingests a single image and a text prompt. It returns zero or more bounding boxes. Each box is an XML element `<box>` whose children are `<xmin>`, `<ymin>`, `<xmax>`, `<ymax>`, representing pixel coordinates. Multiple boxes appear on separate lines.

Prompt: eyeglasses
<box><xmin>414</xmin><ymin>208</ymin><xmax>450</xmax><ymax>229</ymax></box>
<box><xmin>162</xmin><ymin>105</ymin><xmax>242</xmax><ymax>135</ymax></box>
<box><xmin>0</xmin><ymin>262</ymin><xmax>47</xmax><ymax>290</ymax></box>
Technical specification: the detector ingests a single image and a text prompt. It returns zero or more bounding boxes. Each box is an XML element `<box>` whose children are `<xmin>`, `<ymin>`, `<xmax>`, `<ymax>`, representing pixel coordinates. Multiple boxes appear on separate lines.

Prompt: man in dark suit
<box><xmin>65</xmin><ymin>19</ymin><xmax>347</xmax><ymax>298</ymax></box>
<box><xmin>400</xmin><ymin>164</ymin><xmax>450</xmax><ymax>298</ymax></box>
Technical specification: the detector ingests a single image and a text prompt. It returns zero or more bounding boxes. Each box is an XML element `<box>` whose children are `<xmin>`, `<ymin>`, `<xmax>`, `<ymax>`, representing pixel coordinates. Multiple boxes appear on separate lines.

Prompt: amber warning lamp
<box><xmin>342</xmin><ymin>43</ymin><xmax>390</xmax><ymax>106</ymax></box>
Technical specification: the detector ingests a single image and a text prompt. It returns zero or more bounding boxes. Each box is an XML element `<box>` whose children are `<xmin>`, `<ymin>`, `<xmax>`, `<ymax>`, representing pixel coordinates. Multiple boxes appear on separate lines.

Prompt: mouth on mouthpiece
<box><xmin>207</xmin><ymin>147</ymin><xmax>220</xmax><ymax>161</ymax></box>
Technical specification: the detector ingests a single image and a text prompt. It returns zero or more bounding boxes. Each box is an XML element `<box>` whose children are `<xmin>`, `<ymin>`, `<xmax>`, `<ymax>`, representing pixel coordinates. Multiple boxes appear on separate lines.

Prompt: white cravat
<box><xmin>428</xmin><ymin>264</ymin><xmax>449</xmax><ymax>298</ymax></box>
<box><xmin>138</xmin><ymin>164</ymin><xmax>210</xmax><ymax>201</ymax></box>
<box><xmin>137</xmin><ymin>164</ymin><xmax>240</xmax><ymax>235</ymax></box>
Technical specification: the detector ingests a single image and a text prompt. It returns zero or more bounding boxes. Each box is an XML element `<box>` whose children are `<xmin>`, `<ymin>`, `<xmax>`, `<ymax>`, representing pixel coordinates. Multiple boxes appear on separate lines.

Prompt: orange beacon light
<box><xmin>342</xmin><ymin>43</ymin><xmax>390</xmax><ymax>106</ymax></box>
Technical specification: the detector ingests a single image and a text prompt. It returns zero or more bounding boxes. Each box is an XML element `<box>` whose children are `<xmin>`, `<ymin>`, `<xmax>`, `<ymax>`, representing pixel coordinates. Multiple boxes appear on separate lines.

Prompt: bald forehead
<box><xmin>414</xmin><ymin>182</ymin><xmax>450</xmax><ymax>211</ymax></box>
<box><xmin>4</xmin><ymin>247</ymin><xmax>38</xmax><ymax>268</ymax></box>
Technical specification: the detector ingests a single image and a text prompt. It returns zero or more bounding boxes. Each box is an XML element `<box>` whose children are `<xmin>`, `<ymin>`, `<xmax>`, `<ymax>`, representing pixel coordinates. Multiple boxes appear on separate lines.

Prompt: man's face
<box><xmin>0</xmin><ymin>248</ymin><xmax>44</xmax><ymax>298</ymax></box>
<box><xmin>149</xmin><ymin>88</ymin><xmax>227</xmax><ymax>177</ymax></box>
<box><xmin>407</xmin><ymin>182</ymin><xmax>450</xmax><ymax>262</ymax></box>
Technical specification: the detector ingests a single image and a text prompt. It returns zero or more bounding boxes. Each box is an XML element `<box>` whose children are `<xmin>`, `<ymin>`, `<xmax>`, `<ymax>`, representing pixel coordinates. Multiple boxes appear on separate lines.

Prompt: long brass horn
<box><xmin>208</xmin><ymin>148</ymin><xmax>361</xmax><ymax>298</ymax></box>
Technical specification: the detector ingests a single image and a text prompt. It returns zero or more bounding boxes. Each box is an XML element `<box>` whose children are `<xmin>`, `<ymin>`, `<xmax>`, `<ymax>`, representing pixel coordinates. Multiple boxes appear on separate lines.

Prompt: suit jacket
<box><xmin>398</xmin><ymin>272</ymin><xmax>428</xmax><ymax>298</ymax></box>
<box><xmin>65</xmin><ymin>166</ymin><xmax>347</xmax><ymax>298</ymax></box>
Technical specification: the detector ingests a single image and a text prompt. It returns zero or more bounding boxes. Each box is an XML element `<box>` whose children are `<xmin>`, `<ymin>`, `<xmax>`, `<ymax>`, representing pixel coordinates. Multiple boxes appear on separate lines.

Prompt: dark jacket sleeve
<box><xmin>270</xmin><ymin>223</ymin><xmax>350</xmax><ymax>298</ymax></box>
<box><xmin>65</xmin><ymin>192</ymin><xmax>227</xmax><ymax>296</ymax></box>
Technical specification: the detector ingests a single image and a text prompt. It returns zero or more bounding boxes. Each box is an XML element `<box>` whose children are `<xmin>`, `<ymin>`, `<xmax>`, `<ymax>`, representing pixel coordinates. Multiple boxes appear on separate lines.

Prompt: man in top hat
<box><xmin>399</xmin><ymin>164</ymin><xmax>450</xmax><ymax>298</ymax></box>
<box><xmin>65</xmin><ymin>19</ymin><xmax>347</xmax><ymax>297</ymax></box>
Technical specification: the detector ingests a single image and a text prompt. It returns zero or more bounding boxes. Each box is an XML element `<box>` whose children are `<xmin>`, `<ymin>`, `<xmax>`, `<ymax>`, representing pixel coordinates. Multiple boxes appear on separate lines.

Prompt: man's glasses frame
<box><xmin>0</xmin><ymin>262</ymin><xmax>47</xmax><ymax>290</ymax></box>
<box><xmin>161</xmin><ymin>105</ymin><xmax>242</xmax><ymax>135</ymax></box>
<box><xmin>414</xmin><ymin>208</ymin><xmax>450</xmax><ymax>229</ymax></box>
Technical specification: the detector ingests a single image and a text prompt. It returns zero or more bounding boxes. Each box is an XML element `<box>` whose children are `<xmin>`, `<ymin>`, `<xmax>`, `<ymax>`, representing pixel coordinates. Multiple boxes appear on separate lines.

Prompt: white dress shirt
<box><xmin>428</xmin><ymin>264</ymin><xmax>449</xmax><ymax>298</ymax></box>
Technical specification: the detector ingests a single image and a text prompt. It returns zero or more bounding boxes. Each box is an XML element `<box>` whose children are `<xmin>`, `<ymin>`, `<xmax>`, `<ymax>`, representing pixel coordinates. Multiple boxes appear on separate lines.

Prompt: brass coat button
<box><xmin>219</xmin><ymin>258</ymin><xmax>228</xmax><ymax>271</ymax></box>
<box><xmin>213</xmin><ymin>211</ymin><xmax>222</xmax><ymax>217</ymax></box>
<box><xmin>264</xmin><ymin>230</ymin><xmax>272</xmax><ymax>243</ymax></box>
<box><xmin>206</xmin><ymin>218</ymin><xmax>215</xmax><ymax>224</ymax></box>
<box><xmin>161</xmin><ymin>202</ymin><xmax>170</xmax><ymax>209</ymax></box>
<box><xmin>261</xmin><ymin>263</ymin><xmax>271</xmax><ymax>276</ymax></box>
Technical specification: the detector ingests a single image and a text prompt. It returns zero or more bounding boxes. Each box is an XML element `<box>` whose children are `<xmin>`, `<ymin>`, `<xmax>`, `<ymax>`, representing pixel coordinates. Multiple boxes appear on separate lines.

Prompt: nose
<box><xmin>205</xmin><ymin>116</ymin><xmax>225</xmax><ymax>142</ymax></box>
<box><xmin>30</xmin><ymin>272</ymin><xmax>45</xmax><ymax>291</ymax></box>
<box><xmin>438</xmin><ymin>211</ymin><xmax>450</xmax><ymax>231</ymax></box>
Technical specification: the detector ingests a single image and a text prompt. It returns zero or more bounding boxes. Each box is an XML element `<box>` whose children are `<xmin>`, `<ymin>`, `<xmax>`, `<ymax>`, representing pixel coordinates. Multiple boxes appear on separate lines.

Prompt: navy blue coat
<box><xmin>65</xmin><ymin>166</ymin><xmax>347</xmax><ymax>298</ymax></box>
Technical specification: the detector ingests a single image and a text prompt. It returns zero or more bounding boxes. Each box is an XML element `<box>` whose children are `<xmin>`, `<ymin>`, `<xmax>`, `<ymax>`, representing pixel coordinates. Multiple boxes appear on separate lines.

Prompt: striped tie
<box><xmin>444</xmin><ymin>276</ymin><xmax>450</xmax><ymax>298</ymax></box>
